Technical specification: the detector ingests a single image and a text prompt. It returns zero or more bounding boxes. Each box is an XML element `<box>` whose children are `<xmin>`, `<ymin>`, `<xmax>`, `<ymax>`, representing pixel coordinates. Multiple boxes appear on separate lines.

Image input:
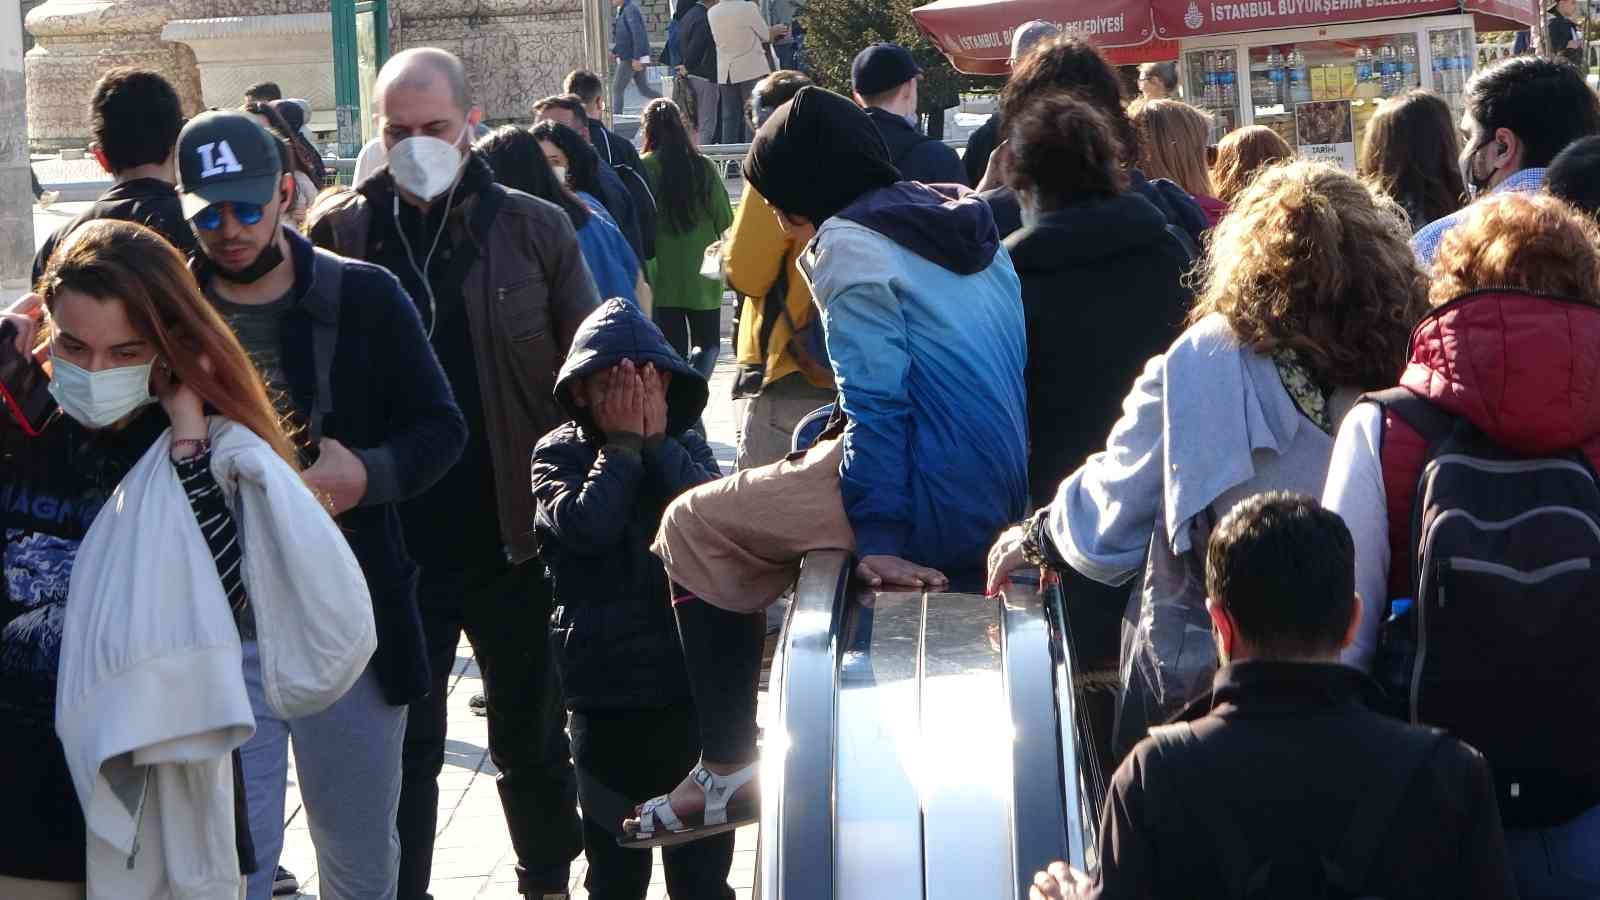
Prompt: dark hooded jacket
<box><xmin>1005</xmin><ymin>192</ymin><xmax>1192</xmax><ymax>508</ymax></box>
<box><xmin>981</xmin><ymin>169</ymin><xmax>1206</xmax><ymax>258</ymax></box>
<box><xmin>532</xmin><ymin>299</ymin><xmax>721</xmax><ymax>710</ymax></box>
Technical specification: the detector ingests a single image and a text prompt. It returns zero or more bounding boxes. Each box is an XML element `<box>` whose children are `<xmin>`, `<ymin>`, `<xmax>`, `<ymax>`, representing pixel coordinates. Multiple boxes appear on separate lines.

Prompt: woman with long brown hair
<box><xmin>1210</xmin><ymin>124</ymin><xmax>1294</xmax><ymax>204</ymax></box>
<box><xmin>1358</xmin><ymin>90</ymin><xmax>1468</xmax><ymax>232</ymax></box>
<box><xmin>0</xmin><ymin>220</ymin><xmax>369</xmax><ymax>898</ymax></box>
<box><xmin>991</xmin><ymin>161</ymin><xmax>1427</xmax><ymax>760</ymax></box>
<box><xmin>1132</xmin><ymin>99</ymin><xmax>1227</xmax><ymax>225</ymax></box>
<box><xmin>639</xmin><ymin>97</ymin><xmax>733</xmax><ymax>377</ymax></box>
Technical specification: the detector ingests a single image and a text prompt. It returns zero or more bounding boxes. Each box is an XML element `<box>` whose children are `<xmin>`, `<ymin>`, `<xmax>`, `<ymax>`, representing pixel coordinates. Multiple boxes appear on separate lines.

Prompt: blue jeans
<box><xmin>1507</xmin><ymin>803</ymin><xmax>1600</xmax><ymax>899</ymax></box>
<box><xmin>239</xmin><ymin>641</ymin><xmax>407</xmax><ymax>900</ymax></box>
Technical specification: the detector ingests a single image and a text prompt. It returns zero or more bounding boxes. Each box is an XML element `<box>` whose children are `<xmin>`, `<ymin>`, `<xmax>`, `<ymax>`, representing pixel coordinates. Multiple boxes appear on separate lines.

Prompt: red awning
<box><xmin>910</xmin><ymin>0</ymin><xmax>1160</xmax><ymax>73</ymax></box>
<box><xmin>912</xmin><ymin>0</ymin><xmax>1535</xmax><ymax>73</ymax></box>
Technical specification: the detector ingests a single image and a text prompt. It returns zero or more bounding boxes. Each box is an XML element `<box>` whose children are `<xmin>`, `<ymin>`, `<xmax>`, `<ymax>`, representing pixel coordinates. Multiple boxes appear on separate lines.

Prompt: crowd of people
<box><xmin>5</xmin><ymin>16</ymin><xmax>1600</xmax><ymax>900</ymax></box>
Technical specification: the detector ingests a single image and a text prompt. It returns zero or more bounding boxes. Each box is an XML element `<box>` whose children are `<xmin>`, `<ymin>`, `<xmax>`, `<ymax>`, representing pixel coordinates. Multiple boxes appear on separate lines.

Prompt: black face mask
<box><xmin>205</xmin><ymin>195</ymin><xmax>287</xmax><ymax>285</ymax></box>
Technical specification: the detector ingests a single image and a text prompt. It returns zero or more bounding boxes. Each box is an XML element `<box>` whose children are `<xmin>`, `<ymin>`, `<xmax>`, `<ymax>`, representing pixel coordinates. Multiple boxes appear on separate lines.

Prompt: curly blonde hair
<box><xmin>1430</xmin><ymin>193</ymin><xmax>1600</xmax><ymax>306</ymax></box>
<box><xmin>1190</xmin><ymin>160</ymin><xmax>1429</xmax><ymax>390</ymax></box>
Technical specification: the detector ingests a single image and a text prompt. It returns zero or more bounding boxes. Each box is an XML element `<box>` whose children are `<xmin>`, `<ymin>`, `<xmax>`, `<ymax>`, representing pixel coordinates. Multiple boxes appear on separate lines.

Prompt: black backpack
<box><xmin>1368</xmin><ymin>387</ymin><xmax>1600</xmax><ymax>828</ymax></box>
<box><xmin>1149</xmin><ymin>720</ymin><xmax>1446</xmax><ymax>899</ymax></box>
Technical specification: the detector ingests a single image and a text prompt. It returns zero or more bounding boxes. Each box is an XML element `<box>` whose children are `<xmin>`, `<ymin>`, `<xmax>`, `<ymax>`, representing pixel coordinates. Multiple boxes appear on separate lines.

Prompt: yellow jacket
<box><xmin>725</xmin><ymin>182</ymin><xmax>834</xmax><ymax>391</ymax></box>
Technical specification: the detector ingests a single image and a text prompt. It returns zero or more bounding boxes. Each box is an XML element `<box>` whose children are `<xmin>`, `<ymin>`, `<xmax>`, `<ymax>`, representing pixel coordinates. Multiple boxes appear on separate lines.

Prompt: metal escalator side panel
<box><xmin>761</xmin><ymin>550</ymin><xmax>850</xmax><ymax>900</ymax></box>
<box><xmin>834</xmin><ymin>589</ymin><xmax>927</xmax><ymax>900</ymax></box>
<box><xmin>1044</xmin><ymin>579</ymin><xmax>1100</xmax><ymax>873</ymax></box>
<box><xmin>999</xmin><ymin>577</ymin><xmax>1078</xmax><ymax>888</ymax></box>
<box><xmin>918</xmin><ymin>592</ymin><xmax>1016</xmax><ymax>900</ymax></box>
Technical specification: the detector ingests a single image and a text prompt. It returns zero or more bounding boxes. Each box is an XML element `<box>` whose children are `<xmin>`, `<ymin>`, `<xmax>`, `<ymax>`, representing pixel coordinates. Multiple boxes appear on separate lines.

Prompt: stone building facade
<box><xmin>24</xmin><ymin>0</ymin><xmax>595</xmax><ymax>151</ymax></box>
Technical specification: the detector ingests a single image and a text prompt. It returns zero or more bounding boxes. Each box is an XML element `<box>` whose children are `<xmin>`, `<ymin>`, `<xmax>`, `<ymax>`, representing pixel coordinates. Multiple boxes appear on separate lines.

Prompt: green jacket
<box><xmin>642</xmin><ymin>153</ymin><xmax>734</xmax><ymax>311</ymax></box>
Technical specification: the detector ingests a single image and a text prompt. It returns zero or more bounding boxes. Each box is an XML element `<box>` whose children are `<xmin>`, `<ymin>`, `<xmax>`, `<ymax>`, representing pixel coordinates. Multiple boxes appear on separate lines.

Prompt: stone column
<box><xmin>24</xmin><ymin>0</ymin><xmax>203</xmax><ymax>150</ymax></box>
<box><xmin>0</xmin><ymin>0</ymin><xmax>33</xmax><ymax>288</ymax></box>
<box><xmin>394</xmin><ymin>0</ymin><xmax>589</xmax><ymax>124</ymax></box>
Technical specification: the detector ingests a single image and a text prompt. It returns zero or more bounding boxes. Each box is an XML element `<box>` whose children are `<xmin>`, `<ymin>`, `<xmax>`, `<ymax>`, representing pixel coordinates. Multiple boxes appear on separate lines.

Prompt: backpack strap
<box><xmin>1146</xmin><ymin>722</ymin><xmax>1257</xmax><ymax>900</ymax></box>
<box><xmin>305</xmin><ymin>249</ymin><xmax>345</xmax><ymax>445</ymax></box>
<box><xmin>1322</xmin><ymin>729</ymin><xmax>1449</xmax><ymax>892</ymax></box>
<box><xmin>1360</xmin><ymin>386</ymin><xmax>1454</xmax><ymax>446</ymax></box>
<box><xmin>1360</xmin><ymin>387</ymin><xmax>1458</xmax><ymax>599</ymax></box>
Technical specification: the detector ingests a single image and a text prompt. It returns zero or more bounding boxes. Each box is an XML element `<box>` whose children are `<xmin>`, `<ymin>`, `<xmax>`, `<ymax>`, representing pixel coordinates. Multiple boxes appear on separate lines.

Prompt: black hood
<box><xmin>1003</xmin><ymin>192</ymin><xmax>1171</xmax><ymax>272</ymax></box>
<box><xmin>555</xmin><ymin>299</ymin><xmax>709</xmax><ymax>436</ymax></box>
<box><xmin>835</xmin><ymin>182</ymin><xmax>999</xmax><ymax>276</ymax></box>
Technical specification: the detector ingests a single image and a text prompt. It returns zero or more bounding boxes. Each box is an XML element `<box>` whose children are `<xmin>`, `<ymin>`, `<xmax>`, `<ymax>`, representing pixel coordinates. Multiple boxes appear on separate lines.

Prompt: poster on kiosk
<box><xmin>911</xmin><ymin>0</ymin><xmax>1537</xmax><ymax>170</ymax></box>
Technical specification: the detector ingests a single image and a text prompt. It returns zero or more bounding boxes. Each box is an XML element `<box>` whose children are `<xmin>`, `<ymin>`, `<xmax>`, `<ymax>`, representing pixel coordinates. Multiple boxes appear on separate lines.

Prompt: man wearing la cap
<box><xmin>851</xmin><ymin>43</ymin><xmax>966</xmax><ymax>186</ymax></box>
<box><xmin>176</xmin><ymin>108</ymin><xmax>468</xmax><ymax>900</ymax></box>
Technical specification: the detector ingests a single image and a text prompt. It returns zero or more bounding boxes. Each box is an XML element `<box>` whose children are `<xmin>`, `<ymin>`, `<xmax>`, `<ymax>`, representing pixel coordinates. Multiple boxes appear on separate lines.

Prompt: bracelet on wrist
<box><xmin>171</xmin><ymin>437</ymin><xmax>211</xmax><ymax>461</ymax></box>
<box><xmin>1020</xmin><ymin>508</ymin><xmax>1054</xmax><ymax>570</ymax></box>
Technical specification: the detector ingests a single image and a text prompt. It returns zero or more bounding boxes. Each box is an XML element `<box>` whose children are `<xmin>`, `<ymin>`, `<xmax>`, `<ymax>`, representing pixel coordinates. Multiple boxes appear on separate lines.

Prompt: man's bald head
<box><xmin>378</xmin><ymin>47</ymin><xmax>471</xmax><ymax>114</ymax></box>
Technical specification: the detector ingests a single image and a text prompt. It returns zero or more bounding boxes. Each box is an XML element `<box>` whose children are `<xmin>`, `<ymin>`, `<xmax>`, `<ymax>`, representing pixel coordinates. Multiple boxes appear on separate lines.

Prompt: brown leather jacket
<box><xmin>307</xmin><ymin>174</ymin><xmax>601</xmax><ymax>564</ymax></box>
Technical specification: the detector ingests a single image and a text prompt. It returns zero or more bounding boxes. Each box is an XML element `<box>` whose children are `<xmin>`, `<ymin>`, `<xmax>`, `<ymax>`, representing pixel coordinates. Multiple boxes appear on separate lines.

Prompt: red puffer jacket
<box><xmin>1379</xmin><ymin>289</ymin><xmax>1600</xmax><ymax>597</ymax></box>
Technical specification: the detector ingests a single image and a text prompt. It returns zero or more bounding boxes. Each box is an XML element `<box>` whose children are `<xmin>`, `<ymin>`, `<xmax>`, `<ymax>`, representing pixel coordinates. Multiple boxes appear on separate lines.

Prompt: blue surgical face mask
<box><xmin>47</xmin><ymin>353</ymin><xmax>158</xmax><ymax>429</ymax></box>
<box><xmin>904</xmin><ymin>112</ymin><xmax>920</xmax><ymax>130</ymax></box>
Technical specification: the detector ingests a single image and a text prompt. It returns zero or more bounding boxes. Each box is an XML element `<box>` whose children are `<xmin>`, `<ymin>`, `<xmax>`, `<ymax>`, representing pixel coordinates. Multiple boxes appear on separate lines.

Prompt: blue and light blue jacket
<box><xmin>806</xmin><ymin>183</ymin><xmax>1028</xmax><ymax>582</ymax></box>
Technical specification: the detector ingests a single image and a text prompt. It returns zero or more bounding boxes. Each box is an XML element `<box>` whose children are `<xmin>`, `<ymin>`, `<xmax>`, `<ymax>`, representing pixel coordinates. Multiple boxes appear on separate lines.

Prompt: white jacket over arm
<box><xmin>56</xmin><ymin>419</ymin><xmax>376</xmax><ymax>900</ymax></box>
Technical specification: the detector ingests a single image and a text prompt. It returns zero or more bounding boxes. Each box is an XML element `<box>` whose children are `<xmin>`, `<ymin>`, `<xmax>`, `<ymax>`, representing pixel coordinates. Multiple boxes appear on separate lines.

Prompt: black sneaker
<box><xmin>272</xmin><ymin>865</ymin><xmax>300</xmax><ymax>896</ymax></box>
<box><xmin>470</xmin><ymin>692</ymin><xmax>487</xmax><ymax>716</ymax></box>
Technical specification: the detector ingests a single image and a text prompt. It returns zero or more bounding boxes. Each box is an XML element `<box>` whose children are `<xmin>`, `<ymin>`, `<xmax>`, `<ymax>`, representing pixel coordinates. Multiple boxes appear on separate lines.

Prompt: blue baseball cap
<box><xmin>851</xmin><ymin>43</ymin><xmax>921</xmax><ymax>97</ymax></box>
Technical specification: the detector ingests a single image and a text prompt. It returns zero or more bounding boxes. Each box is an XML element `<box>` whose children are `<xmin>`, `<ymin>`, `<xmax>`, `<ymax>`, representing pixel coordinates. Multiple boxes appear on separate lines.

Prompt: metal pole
<box><xmin>332</xmin><ymin>0</ymin><xmax>361</xmax><ymax>158</ymax></box>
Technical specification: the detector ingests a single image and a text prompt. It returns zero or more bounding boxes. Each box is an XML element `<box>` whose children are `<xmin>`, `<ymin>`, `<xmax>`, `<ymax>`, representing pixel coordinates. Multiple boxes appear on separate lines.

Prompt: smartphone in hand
<box><xmin>0</xmin><ymin>320</ymin><xmax>59</xmax><ymax>437</ymax></box>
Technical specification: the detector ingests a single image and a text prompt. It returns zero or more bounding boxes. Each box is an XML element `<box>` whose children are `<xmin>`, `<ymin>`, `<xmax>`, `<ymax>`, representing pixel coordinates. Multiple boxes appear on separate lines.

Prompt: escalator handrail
<box><xmin>764</xmin><ymin>549</ymin><xmax>852</xmax><ymax>900</ymax></box>
<box><xmin>1001</xmin><ymin>574</ymin><xmax>1094</xmax><ymax>879</ymax></box>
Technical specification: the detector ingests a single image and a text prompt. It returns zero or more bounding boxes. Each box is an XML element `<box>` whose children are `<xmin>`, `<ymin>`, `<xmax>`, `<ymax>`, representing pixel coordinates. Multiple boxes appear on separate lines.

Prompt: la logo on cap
<box><xmin>196</xmin><ymin>140</ymin><xmax>243</xmax><ymax>179</ymax></box>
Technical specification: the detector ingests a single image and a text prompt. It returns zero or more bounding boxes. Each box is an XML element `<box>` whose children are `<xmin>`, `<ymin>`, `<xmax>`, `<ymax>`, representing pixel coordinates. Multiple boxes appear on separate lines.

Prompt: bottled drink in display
<box><xmin>1378</xmin><ymin>42</ymin><xmax>1398</xmax><ymax>96</ymax></box>
<box><xmin>1264</xmin><ymin>47</ymin><xmax>1286</xmax><ymax>105</ymax></box>
<box><xmin>1288</xmin><ymin>48</ymin><xmax>1310</xmax><ymax>103</ymax></box>
<box><xmin>1203</xmin><ymin>51</ymin><xmax>1219</xmax><ymax>107</ymax></box>
<box><xmin>1400</xmin><ymin>42</ymin><xmax>1418</xmax><ymax>89</ymax></box>
<box><xmin>1440</xmin><ymin>34</ymin><xmax>1452</xmax><ymax>92</ymax></box>
<box><xmin>1218</xmin><ymin>50</ymin><xmax>1237</xmax><ymax>110</ymax></box>
<box><xmin>1356</xmin><ymin>45</ymin><xmax>1374</xmax><ymax>85</ymax></box>
<box><xmin>1453</xmin><ymin>34</ymin><xmax>1472</xmax><ymax>94</ymax></box>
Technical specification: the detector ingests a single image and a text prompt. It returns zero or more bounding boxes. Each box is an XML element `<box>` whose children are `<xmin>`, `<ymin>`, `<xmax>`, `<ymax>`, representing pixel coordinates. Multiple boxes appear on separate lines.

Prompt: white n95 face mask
<box><xmin>551</xmin><ymin>165</ymin><xmax>568</xmax><ymax>186</ymax></box>
<box><xmin>388</xmin><ymin>124</ymin><xmax>469</xmax><ymax>202</ymax></box>
<box><xmin>48</xmin><ymin>353</ymin><xmax>158</xmax><ymax>429</ymax></box>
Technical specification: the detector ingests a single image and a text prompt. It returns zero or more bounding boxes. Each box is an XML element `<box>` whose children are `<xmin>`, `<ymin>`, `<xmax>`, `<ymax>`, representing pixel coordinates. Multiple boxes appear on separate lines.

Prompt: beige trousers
<box><xmin>0</xmin><ymin>876</ymin><xmax>85</xmax><ymax>900</ymax></box>
<box><xmin>653</xmin><ymin>437</ymin><xmax>855</xmax><ymax>611</ymax></box>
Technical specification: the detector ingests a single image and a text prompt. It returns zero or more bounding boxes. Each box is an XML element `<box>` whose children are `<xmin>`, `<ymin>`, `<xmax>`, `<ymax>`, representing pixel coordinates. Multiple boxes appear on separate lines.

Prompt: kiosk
<box><xmin>912</xmin><ymin>0</ymin><xmax>1537</xmax><ymax>168</ymax></box>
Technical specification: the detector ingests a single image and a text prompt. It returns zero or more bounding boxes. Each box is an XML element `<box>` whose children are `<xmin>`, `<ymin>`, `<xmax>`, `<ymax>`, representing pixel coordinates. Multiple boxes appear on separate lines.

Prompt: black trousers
<box><xmin>570</xmin><ymin>702</ymin><xmax>737</xmax><ymax>900</ymax></box>
<box><xmin>673</xmin><ymin>598</ymin><xmax>766</xmax><ymax>764</ymax></box>
<box><xmin>653</xmin><ymin>306</ymin><xmax>722</xmax><ymax>379</ymax></box>
<box><xmin>397</xmin><ymin>562</ymin><xmax>583</xmax><ymax>899</ymax></box>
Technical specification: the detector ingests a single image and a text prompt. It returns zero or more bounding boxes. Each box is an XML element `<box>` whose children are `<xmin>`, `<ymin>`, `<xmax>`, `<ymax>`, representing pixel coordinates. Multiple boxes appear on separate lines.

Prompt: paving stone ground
<box><xmin>32</xmin><ymin>201</ymin><xmax>761</xmax><ymax>900</ymax></box>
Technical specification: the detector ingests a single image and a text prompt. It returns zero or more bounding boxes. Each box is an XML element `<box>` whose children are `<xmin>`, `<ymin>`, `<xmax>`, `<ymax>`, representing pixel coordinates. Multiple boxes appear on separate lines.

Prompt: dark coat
<box><xmin>1004</xmin><ymin>193</ymin><xmax>1191</xmax><ymax>508</ymax></box>
<box><xmin>864</xmin><ymin>107</ymin><xmax>967</xmax><ymax>186</ymax></box>
<box><xmin>199</xmin><ymin>228</ymin><xmax>468</xmax><ymax>704</ymax></box>
<box><xmin>34</xmin><ymin>178</ymin><xmax>197</xmax><ymax>282</ymax></box>
<box><xmin>982</xmin><ymin>169</ymin><xmax>1207</xmax><ymax>257</ymax></box>
<box><xmin>1084</xmin><ymin>662</ymin><xmax>1517</xmax><ymax>900</ymax></box>
<box><xmin>611</xmin><ymin>0</ymin><xmax>652</xmax><ymax>60</ymax></box>
<box><xmin>533</xmin><ymin>299</ymin><xmax>721</xmax><ymax>710</ymax></box>
<box><xmin>963</xmin><ymin>112</ymin><xmax>1001</xmax><ymax>187</ymax></box>
<box><xmin>678</xmin><ymin>2</ymin><xmax>718</xmax><ymax>81</ymax></box>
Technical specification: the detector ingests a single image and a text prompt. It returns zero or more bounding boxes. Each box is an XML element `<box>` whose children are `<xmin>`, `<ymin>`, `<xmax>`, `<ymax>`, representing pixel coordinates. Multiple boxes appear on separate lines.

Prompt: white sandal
<box><xmin>619</xmin><ymin>761</ymin><xmax>759</xmax><ymax>849</ymax></box>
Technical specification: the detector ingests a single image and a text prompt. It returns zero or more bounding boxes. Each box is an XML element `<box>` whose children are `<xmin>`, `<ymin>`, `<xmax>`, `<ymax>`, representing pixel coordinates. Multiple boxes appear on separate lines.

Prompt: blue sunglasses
<box><xmin>193</xmin><ymin>201</ymin><xmax>266</xmax><ymax>231</ymax></box>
